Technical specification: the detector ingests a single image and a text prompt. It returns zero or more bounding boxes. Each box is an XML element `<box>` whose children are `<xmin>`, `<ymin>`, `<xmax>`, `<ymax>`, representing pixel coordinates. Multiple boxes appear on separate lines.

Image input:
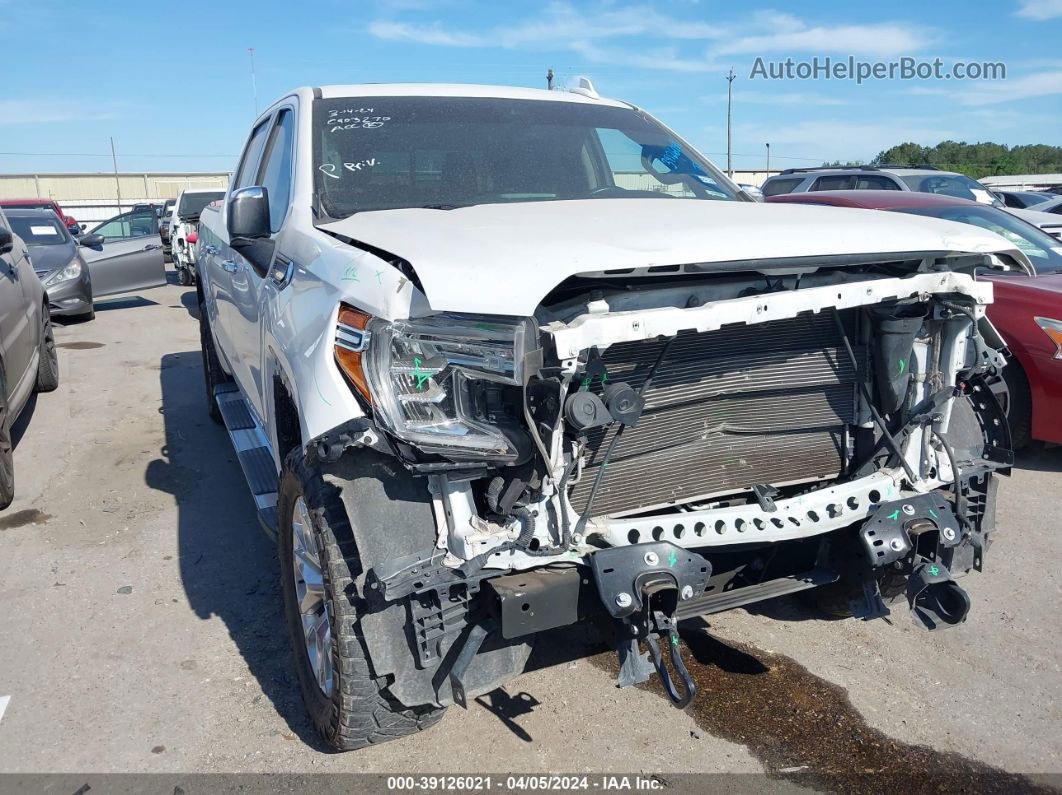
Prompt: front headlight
<box><xmin>1034</xmin><ymin>316</ymin><xmax>1062</xmax><ymax>359</ymax></box>
<box><xmin>336</xmin><ymin>307</ymin><xmax>534</xmax><ymax>460</ymax></box>
<box><xmin>43</xmin><ymin>259</ymin><xmax>82</xmax><ymax>287</ymax></box>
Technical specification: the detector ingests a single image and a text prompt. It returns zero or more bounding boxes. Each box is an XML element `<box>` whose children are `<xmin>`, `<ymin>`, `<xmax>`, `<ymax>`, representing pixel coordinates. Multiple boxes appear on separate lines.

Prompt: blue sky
<box><xmin>2</xmin><ymin>0</ymin><xmax>1060</xmax><ymax>174</ymax></box>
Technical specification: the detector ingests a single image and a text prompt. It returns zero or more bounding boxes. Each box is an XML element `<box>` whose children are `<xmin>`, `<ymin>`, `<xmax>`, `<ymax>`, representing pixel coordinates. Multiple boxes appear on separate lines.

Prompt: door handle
<box><xmin>221</xmin><ymin>260</ymin><xmax>241</xmax><ymax>273</ymax></box>
<box><xmin>143</xmin><ymin>243</ymin><xmax>162</xmax><ymax>251</ymax></box>
<box><xmin>203</xmin><ymin>244</ymin><xmax>219</xmax><ymax>256</ymax></box>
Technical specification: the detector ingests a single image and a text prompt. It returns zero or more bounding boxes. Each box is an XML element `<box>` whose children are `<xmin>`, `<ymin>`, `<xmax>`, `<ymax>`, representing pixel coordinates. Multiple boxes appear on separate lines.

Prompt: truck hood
<box><xmin>320</xmin><ymin>199</ymin><xmax>1024</xmax><ymax>316</ymax></box>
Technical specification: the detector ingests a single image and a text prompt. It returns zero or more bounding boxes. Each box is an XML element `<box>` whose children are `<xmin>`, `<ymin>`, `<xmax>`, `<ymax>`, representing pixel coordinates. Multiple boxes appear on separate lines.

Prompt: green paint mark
<box><xmin>898</xmin><ymin>357</ymin><xmax>906</xmax><ymax>376</ymax></box>
<box><xmin>581</xmin><ymin>376</ymin><xmax>591</xmax><ymax>392</ymax></box>
<box><xmin>341</xmin><ymin>265</ymin><xmax>359</xmax><ymax>282</ymax></box>
<box><xmin>412</xmin><ymin>357</ymin><xmax>430</xmax><ymax>391</ymax></box>
<box><xmin>601</xmin><ymin>372</ymin><xmax>609</xmax><ymax>384</ymax></box>
<box><xmin>929</xmin><ymin>509</ymin><xmax>939</xmax><ymax>519</ymax></box>
<box><xmin>887</xmin><ymin>509</ymin><xmax>901</xmax><ymax>521</ymax></box>
<box><xmin>928</xmin><ymin>565</ymin><xmax>940</xmax><ymax>577</ymax></box>
<box><xmin>668</xmin><ymin>550</ymin><xmax>678</xmax><ymax>568</ymax></box>
<box><xmin>375</xmin><ymin>269</ymin><xmax>383</xmax><ymax>284</ymax></box>
<box><xmin>670</xmin><ymin>634</ymin><xmax>679</xmax><ymax>646</ymax></box>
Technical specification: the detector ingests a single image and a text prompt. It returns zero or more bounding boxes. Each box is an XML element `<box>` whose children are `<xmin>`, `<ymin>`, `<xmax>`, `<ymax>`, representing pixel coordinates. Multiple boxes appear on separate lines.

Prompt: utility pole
<box><xmin>766</xmin><ymin>142</ymin><xmax>770</xmax><ymax>175</ymax></box>
<box><xmin>547</xmin><ymin>68</ymin><xmax>554</xmax><ymax>90</ymax></box>
<box><xmin>249</xmin><ymin>47</ymin><xmax>258</xmax><ymax>116</ymax></box>
<box><xmin>110</xmin><ymin>137</ymin><xmax>123</xmax><ymax>213</ymax></box>
<box><xmin>725</xmin><ymin>68</ymin><xmax>736</xmax><ymax>177</ymax></box>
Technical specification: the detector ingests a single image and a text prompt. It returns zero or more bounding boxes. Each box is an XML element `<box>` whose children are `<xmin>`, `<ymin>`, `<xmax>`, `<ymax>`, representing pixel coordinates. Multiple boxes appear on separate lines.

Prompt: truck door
<box><xmin>80</xmin><ymin>208</ymin><xmax>166</xmax><ymax>296</ymax></box>
<box><xmin>210</xmin><ymin>115</ymin><xmax>274</xmax><ymax>416</ymax></box>
<box><xmin>228</xmin><ymin>107</ymin><xmax>296</xmax><ymax>419</ymax></box>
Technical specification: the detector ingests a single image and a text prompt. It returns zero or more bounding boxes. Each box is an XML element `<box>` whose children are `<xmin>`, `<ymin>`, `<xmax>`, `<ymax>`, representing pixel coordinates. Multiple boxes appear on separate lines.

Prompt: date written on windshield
<box><xmin>328</xmin><ymin>107</ymin><xmax>391</xmax><ymax>132</ymax></box>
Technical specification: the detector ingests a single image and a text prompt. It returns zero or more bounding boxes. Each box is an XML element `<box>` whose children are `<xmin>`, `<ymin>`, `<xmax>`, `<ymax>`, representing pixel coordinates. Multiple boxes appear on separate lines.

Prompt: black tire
<box><xmin>1002</xmin><ymin>360</ymin><xmax>1032</xmax><ymax>451</ymax></box>
<box><xmin>178</xmin><ymin>266</ymin><xmax>193</xmax><ymax>287</ymax></box>
<box><xmin>0</xmin><ymin>367</ymin><xmax>13</xmax><ymax>510</ymax></box>
<box><xmin>197</xmin><ymin>298</ymin><xmax>229</xmax><ymax>424</ymax></box>
<box><xmin>35</xmin><ymin>306</ymin><xmax>59</xmax><ymax>393</ymax></box>
<box><xmin>278</xmin><ymin>449</ymin><xmax>445</xmax><ymax>751</ymax></box>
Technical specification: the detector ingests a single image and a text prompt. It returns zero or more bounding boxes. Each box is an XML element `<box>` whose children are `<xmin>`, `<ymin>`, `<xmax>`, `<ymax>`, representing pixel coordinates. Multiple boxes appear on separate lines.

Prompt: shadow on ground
<box><xmin>145</xmin><ymin>350</ymin><xmax>325</xmax><ymax>749</ymax></box>
<box><xmin>1013</xmin><ymin>444</ymin><xmax>1062</xmax><ymax>473</ymax></box>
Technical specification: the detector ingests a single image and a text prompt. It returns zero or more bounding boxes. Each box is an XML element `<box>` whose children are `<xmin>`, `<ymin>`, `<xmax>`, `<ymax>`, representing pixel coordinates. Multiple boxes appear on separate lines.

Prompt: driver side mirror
<box><xmin>227</xmin><ymin>186</ymin><xmax>271</xmax><ymax>241</ymax></box>
<box><xmin>79</xmin><ymin>234</ymin><xmax>105</xmax><ymax>248</ymax></box>
<box><xmin>0</xmin><ymin>229</ymin><xmax>12</xmax><ymax>255</ymax></box>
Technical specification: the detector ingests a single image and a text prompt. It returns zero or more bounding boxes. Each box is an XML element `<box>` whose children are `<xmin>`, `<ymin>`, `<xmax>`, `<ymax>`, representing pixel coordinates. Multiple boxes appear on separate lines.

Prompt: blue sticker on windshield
<box><xmin>659</xmin><ymin>141</ymin><xmax>682</xmax><ymax>171</ymax></box>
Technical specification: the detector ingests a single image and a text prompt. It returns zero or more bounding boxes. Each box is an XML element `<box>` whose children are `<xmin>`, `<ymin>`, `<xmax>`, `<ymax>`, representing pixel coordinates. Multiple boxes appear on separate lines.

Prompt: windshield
<box><xmin>8</xmin><ymin>215</ymin><xmax>68</xmax><ymax>245</ymax></box>
<box><xmin>177</xmin><ymin>192</ymin><xmax>225</xmax><ymax>218</ymax></box>
<box><xmin>895</xmin><ymin>205</ymin><xmax>1062</xmax><ymax>273</ymax></box>
<box><xmin>899</xmin><ymin>174</ymin><xmax>994</xmax><ymax>203</ymax></box>
<box><xmin>312</xmin><ymin>96</ymin><xmax>737</xmax><ymax>218</ymax></box>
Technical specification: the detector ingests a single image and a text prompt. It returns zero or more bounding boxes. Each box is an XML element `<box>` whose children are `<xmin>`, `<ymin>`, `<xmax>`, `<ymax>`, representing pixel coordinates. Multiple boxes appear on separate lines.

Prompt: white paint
<box><xmin>0</xmin><ymin>696</ymin><xmax>10</xmax><ymax>725</ymax></box>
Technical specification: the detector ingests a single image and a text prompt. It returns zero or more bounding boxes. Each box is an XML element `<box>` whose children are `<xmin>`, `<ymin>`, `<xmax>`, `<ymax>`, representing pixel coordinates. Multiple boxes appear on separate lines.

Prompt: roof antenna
<box><xmin>547</xmin><ymin>68</ymin><xmax>554</xmax><ymax>90</ymax></box>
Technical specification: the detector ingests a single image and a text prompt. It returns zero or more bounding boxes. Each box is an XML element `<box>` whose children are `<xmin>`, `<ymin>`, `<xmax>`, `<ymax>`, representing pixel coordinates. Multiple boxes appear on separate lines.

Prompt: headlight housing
<box><xmin>43</xmin><ymin>259</ymin><xmax>82</xmax><ymax>287</ymax></box>
<box><xmin>1035</xmin><ymin>316</ymin><xmax>1062</xmax><ymax>359</ymax></box>
<box><xmin>338</xmin><ymin>308</ymin><xmax>535</xmax><ymax>461</ymax></box>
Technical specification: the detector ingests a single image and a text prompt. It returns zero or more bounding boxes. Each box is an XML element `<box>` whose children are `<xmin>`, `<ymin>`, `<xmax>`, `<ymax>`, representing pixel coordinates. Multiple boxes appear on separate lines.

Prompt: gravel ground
<box><xmin>0</xmin><ymin>281</ymin><xmax>1058</xmax><ymax>784</ymax></box>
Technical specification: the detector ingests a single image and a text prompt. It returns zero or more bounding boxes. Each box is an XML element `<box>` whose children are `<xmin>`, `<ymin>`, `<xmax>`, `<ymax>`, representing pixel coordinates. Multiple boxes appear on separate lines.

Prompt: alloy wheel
<box><xmin>291</xmin><ymin>497</ymin><xmax>333</xmax><ymax>695</ymax></box>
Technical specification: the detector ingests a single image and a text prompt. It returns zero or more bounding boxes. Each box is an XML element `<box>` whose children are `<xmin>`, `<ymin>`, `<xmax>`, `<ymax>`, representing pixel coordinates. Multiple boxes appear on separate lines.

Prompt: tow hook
<box><xmin>590</xmin><ymin>542</ymin><xmax>711</xmax><ymax>709</ymax></box>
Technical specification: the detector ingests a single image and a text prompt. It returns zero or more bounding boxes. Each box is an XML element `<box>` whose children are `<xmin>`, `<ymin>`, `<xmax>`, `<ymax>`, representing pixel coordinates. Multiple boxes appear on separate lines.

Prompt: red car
<box><xmin>0</xmin><ymin>198</ymin><xmax>81</xmax><ymax>234</ymax></box>
<box><xmin>767</xmin><ymin>190</ymin><xmax>1062</xmax><ymax>447</ymax></box>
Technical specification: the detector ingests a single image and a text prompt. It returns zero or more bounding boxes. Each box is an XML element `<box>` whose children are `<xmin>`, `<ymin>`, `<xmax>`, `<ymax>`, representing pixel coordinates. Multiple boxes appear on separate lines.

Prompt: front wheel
<box><xmin>0</xmin><ymin>372</ymin><xmax>13</xmax><ymax>509</ymax></box>
<box><xmin>35</xmin><ymin>306</ymin><xmax>59</xmax><ymax>393</ymax></box>
<box><xmin>277</xmin><ymin>449</ymin><xmax>445</xmax><ymax>751</ymax></box>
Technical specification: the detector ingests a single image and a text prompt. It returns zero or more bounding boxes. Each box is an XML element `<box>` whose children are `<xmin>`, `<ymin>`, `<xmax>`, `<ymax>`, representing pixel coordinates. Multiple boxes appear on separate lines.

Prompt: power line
<box><xmin>0</xmin><ymin>151</ymin><xmax>236</xmax><ymax>158</ymax></box>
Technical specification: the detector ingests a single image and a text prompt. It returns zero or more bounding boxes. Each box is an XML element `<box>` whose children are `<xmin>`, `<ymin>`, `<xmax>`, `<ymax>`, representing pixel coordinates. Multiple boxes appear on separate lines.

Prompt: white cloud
<box><xmin>715</xmin><ymin>12</ymin><xmax>934</xmax><ymax>57</ymax></box>
<box><xmin>367</xmin><ymin>4</ymin><xmax>932</xmax><ymax>71</ymax></box>
<box><xmin>1015</xmin><ymin>0</ymin><xmax>1062</xmax><ymax>20</ymax></box>
<box><xmin>955</xmin><ymin>69</ymin><xmax>1062</xmax><ymax>105</ymax></box>
<box><xmin>0</xmin><ymin>99</ymin><xmax>112</xmax><ymax>125</ymax></box>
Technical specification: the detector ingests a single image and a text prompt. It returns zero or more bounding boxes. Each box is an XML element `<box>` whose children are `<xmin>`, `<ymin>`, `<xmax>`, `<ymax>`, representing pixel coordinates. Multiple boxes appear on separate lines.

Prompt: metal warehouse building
<box><xmin>0</xmin><ymin>172</ymin><xmax>231</xmax><ymax>227</ymax></box>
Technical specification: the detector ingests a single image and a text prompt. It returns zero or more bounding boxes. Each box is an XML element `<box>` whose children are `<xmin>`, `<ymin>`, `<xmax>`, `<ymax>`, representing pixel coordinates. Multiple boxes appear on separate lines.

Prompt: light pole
<box><xmin>725</xmin><ymin>68</ymin><xmax>736</xmax><ymax>177</ymax></box>
<box><xmin>766</xmin><ymin>142</ymin><xmax>770</xmax><ymax>175</ymax></box>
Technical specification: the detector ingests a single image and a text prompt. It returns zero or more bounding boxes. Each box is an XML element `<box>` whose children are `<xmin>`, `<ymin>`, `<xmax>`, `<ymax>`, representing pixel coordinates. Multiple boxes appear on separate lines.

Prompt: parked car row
<box><xmin>0</xmin><ymin>202</ymin><xmax>168</xmax><ymax>507</ymax></box>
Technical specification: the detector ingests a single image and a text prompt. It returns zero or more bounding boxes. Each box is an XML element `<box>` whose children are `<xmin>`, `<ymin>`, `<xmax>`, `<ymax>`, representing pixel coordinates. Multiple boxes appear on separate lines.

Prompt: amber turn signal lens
<box><xmin>335</xmin><ymin>306</ymin><xmax>373</xmax><ymax>401</ymax></box>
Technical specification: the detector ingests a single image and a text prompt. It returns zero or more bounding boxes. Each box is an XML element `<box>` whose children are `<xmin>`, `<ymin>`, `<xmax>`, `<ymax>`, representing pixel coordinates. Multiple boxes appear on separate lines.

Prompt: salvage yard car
<box><xmin>196</xmin><ymin>83</ymin><xmax>1021</xmax><ymax>751</ymax></box>
<box><xmin>0</xmin><ymin>207</ymin><xmax>59</xmax><ymax>508</ymax></box>
<box><xmin>170</xmin><ymin>189</ymin><xmax>225</xmax><ymax>285</ymax></box>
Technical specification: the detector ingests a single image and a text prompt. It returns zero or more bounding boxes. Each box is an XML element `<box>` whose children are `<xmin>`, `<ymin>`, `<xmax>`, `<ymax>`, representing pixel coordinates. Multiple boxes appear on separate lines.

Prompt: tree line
<box><xmin>822</xmin><ymin>141</ymin><xmax>1062</xmax><ymax>178</ymax></box>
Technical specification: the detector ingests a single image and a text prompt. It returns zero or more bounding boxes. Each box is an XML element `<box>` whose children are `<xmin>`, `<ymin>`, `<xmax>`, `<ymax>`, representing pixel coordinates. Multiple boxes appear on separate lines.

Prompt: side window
<box><xmin>234</xmin><ymin>119</ymin><xmax>272</xmax><ymax>190</ymax></box>
<box><xmin>92</xmin><ymin>209</ymin><xmax>157</xmax><ymax>241</ymax></box>
<box><xmin>811</xmin><ymin>175</ymin><xmax>854</xmax><ymax>191</ymax></box>
<box><xmin>257</xmin><ymin>109</ymin><xmax>295</xmax><ymax>232</ymax></box>
<box><xmin>760</xmin><ymin>177</ymin><xmax>804</xmax><ymax>197</ymax></box>
<box><xmin>855</xmin><ymin>175</ymin><xmax>901</xmax><ymax>190</ymax></box>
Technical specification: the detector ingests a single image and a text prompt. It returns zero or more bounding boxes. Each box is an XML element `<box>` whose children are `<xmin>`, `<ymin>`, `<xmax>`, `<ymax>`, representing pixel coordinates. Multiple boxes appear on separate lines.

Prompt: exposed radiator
<box><xmin>569</xmin><ymin>313</ymin><xmax>858</xmax><ymax>516</ymax></box>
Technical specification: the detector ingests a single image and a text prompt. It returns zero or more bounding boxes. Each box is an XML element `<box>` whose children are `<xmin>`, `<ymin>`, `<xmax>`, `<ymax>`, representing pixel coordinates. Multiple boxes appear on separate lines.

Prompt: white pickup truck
<box><xmin>196</xmin><ymin>83</ymin><xmax>1021</xmax><ymax>751</ymax></box>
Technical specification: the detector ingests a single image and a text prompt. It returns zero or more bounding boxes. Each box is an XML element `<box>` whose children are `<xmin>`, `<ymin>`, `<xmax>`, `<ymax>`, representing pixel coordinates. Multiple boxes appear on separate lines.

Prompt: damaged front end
<box><xmin>321</xmin><ymin>250</ymin><xmax>1012</xmax><ymax>710</ymax></box>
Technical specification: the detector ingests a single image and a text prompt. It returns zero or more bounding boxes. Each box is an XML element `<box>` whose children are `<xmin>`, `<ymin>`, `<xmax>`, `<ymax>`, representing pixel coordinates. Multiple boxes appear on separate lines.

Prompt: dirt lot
<box><xmin>0</xmin><ymin>280</ymin><xmax>1059</xmax><ymax>784</ymax></box>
